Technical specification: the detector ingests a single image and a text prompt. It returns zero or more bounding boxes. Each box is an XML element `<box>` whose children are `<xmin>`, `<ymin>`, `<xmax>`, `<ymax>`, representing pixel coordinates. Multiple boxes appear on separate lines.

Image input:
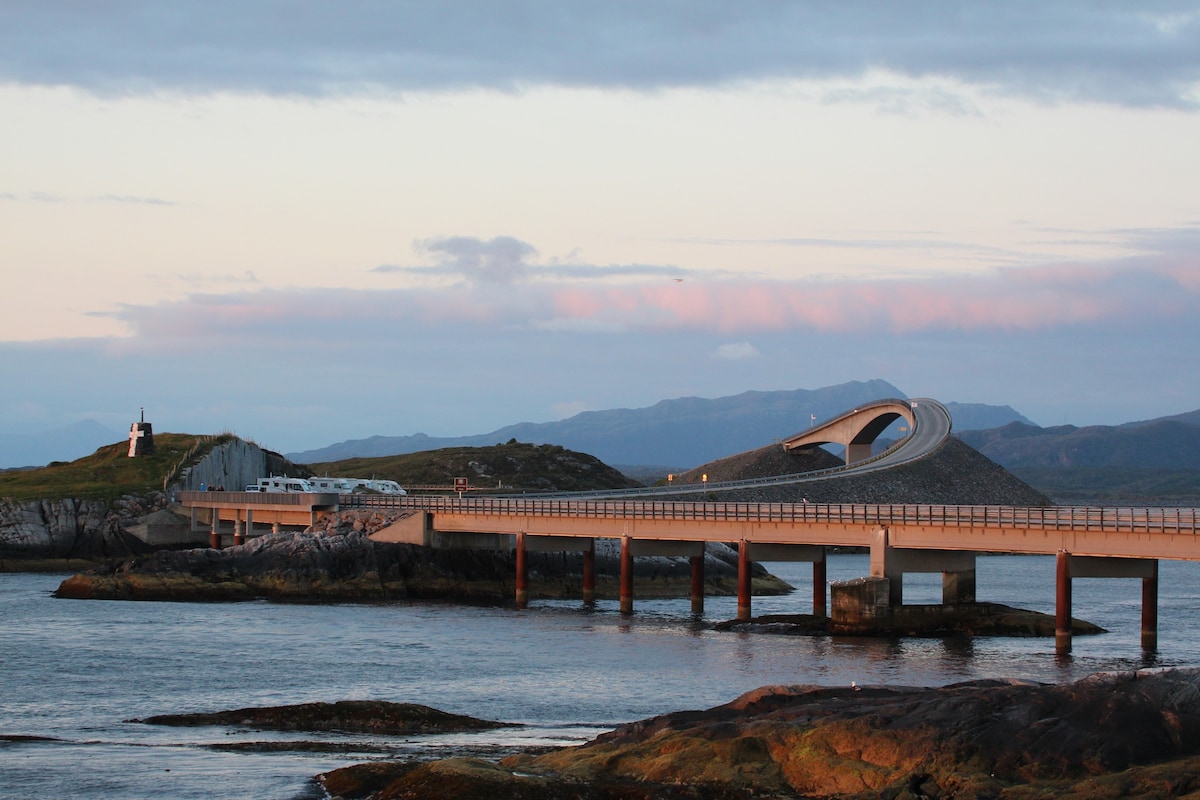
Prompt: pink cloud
<box><xmin>109</xmin><ymin>255</ymin><xmax>1200</xmax><ymax>350</ymax></box>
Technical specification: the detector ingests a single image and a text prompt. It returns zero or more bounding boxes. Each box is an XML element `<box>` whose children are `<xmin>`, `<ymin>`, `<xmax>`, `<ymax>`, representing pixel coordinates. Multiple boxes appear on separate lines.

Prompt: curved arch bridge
<box><xmin>780</xmin><ymin>397</ymin><xmax>917</xmax><ymax>464</ymax></box>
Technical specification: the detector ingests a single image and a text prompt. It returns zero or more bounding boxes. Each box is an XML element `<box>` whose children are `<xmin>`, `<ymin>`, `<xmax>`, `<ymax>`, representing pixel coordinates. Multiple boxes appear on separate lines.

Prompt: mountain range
<box><xmin>0</xmin><ymin>419</ymin><xmax>122</xmax><ymax>470</ymax></box>
<box><xmin>287</xmin><ymin>379</ymin><xmax>1033</xmax><ymax>469</ymax></box>
<box><xmin>957</xmin><ymin>413</ymin><xmax>1200</xmax><ymax>470</ymax></box>
<box><xmin>6</xmin><ymin>381</ymin><xmax>1198</xmax><ymax>498</ymax></box>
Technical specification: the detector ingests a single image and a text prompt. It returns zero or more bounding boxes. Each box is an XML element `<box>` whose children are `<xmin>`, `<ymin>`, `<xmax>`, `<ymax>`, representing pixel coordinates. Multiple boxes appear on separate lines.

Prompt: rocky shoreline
<box><xmin>717</xmin><ymin>604</ymin><xmax>1104</xmax><ymax>638</ymax></box>
<box><xmin>48</xmin><ymin>510</ymin><xmax>1101</xmax><ymax>643</ymax></box>
<box><xmin>310</xmin><ymin>668</ymin><xmax>1200</xmax><ymax>799</ymax></box>
<box><xmin>52</xmin><ymin>510</ymin><xmax>791</xmax><ymax>603</ymax></box>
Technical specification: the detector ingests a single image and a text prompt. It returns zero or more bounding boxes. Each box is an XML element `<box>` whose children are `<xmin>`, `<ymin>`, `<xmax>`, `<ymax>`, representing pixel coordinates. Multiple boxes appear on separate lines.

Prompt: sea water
<box><xmin>4</xmin><ymin>554</ymin><xmax>1200</xmax><ymax>799</ymax></box>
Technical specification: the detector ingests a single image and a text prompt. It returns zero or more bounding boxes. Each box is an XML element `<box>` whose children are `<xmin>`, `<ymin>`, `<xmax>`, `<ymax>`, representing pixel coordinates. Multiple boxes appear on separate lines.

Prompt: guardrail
<box><xmin>179</xmin><ymin>491</ymin><xmax>339</xmax><ymax>506</ymax></box>
<box><xmin>337</xmin><ymin>495</ymin><xmax>1200</xmax><ymax>534</ymax></box>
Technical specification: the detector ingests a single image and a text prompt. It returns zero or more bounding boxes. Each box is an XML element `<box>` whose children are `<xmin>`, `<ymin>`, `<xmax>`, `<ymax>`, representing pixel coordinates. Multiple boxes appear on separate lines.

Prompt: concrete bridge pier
<box><xmin>690</xmin><ymin>552</ymin><xmax>705</xmax><ymax>615</ymax></box>
<box><xmin>738</xmin><ymin>540</ymin><xmax>751</xmax><ymax>621</ymax></box>
<box><xmin>870</xmin><ymin>526</ymin><xmax>977</xmax><ymax>606</ymax></box>
<box><xmin>582</xmin><ymin>539</ymin><xmax>596</xmax><ymax>605</ymax></box>
<box><xmin>515</xmin><ymin>532</ymin><xmax>529</xmax><ymax>609</ymax></box>
<box><xmin>1056</xmin><ymin>550</ymin><xmax>1073</xmax><ymax>654</ymax></box>
<box><xmin>1142</xmin><ymin>560</ymin><xmax>1159</xmax><ymax>651</ymax></box>
<box><xmin>740</xmin><ymin>543</ymin><xmax>828</xmax><ymax>618</ymax></box>
<box><xmin>210</xmin><ymin>513</ymin><xmax>222</xmax><ymax>550</ymax></box>
<box><xmin>1056</xmin><ymin>551</ymin><xmax>1159</xmax><ymax>654</ymax></box>
<box><xmin>232</xmin><ymin>519</ymin><xmax>244</xmax><ymax>547</ymax></box>
<box><xmin>620</xmin><ymin>536</ymin><xmax>633</xmax><ymax>615</ymax></box>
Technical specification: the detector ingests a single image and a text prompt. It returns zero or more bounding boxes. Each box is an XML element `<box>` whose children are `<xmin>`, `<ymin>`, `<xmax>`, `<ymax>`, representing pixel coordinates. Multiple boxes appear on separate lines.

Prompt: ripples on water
<box><xmin>4</xmin><ymin>554</ymin><xmax>1200</xmax><ymax>798</ymax></box>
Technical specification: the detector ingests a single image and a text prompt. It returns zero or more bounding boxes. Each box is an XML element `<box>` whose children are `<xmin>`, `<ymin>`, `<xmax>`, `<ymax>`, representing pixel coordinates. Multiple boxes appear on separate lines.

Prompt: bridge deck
<box><xmin>343</xmin><ymin>496</ymin><xmax>1200</xmax><ymax>561</ymax></box>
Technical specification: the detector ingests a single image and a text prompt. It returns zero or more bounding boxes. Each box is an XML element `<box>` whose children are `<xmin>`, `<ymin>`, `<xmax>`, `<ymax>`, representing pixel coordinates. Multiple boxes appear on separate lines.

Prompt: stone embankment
<box><xmin>676</xmin><ymin>438</ymin><xmax>1052</xmax><ymax>506</ymax></box>
<box><xmin>54</xmin><ymin>509</ymin><xmax>789</xmax><ymax>602</ymax></box>
<box><xmin>173</xmin><ymin>438</ymin><xmax>301</xmax><ymax>493</ymax></box>
<box><xmin>0</xmin><ymin>493</ymin><xmax>170</xmax><ymax>566</ymax></box>
<box><xmin>1</xmin><ymin>438</ymin><xmax>303</xmax><ymax>567</ymax></box>
<box><xmin>318</xmin><ymin>668</ymin><xmax>1200</xmax><ymax>799</ymax></box>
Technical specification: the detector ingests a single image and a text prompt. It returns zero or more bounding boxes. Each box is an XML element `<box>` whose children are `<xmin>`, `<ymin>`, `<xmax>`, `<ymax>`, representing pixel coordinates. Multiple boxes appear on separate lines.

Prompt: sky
<box><xmin>2</xmin><ymin>2</ymin><xmax>1200</xmax><ymax>459</ymax></box>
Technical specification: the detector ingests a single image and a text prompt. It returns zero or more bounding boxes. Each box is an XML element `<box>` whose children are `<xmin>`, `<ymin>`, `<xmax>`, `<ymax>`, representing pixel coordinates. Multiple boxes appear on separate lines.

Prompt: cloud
<box><xmin>712</xmin><ymin>342</ymin><xmax>761</xmax><ymax>360</ymax></box>
<box><xmin>375</xmin><ymin>237</ymin><xmax>690</xmax><ymax>284</ymax></box>
<box><xmin>102</xmin><ymin>226</ymin><xmax>1200</xmax><ymax>350</ymax></box>
<box><xmin>2</xmin><ymin>3</ymin><xmax>1198</xmax><ymax>108</ymax></box>
<box><xmin>416</xmin><ymin>235</ymin><xmax>536</xmax><ymax>284</ymax></box>
<box><xmin>91</xmin><ymin>194</ymin><xmax>175</xmax><ymax>206</ymax></box>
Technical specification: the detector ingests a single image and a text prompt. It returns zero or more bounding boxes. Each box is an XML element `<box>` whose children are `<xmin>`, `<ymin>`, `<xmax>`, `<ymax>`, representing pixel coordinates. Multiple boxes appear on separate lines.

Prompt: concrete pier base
<box><xmin>831</xmin><ymin>576</ymin><xmax>891</xmax><ymax>633</ymax></box>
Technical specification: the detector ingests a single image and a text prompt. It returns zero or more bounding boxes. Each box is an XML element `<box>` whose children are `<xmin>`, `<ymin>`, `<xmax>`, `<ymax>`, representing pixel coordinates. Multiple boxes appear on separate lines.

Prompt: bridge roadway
<box><xmin>178</xmin><ymin>397</ymin><xmax>1198</xmax><ymax>654</ymax></box>
<box><xmin>344</xmin><ymin>494</ymin><xmax>1200</xmax><ymax>654</ymax></box>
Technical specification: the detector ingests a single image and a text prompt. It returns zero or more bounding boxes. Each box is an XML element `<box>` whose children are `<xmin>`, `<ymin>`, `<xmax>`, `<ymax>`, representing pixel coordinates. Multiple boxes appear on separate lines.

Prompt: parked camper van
<box><xmin>252</xmin><ymin>476</ymin><xmax>316</xmax><ymax>493</ymax></box>
<box><xmin>348</xmin><ymin>478</ymin><xmax>407</xmax><ymax>495</ymax></box>
<box><xmin>309</xmin><ymin>477</ymin><xmax>355</xmax><ymax>493</ymax></box>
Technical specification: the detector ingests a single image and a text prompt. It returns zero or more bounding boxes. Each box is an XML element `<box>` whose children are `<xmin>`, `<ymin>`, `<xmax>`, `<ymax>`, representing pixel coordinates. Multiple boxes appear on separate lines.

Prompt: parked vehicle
<box><xmin>251</xmin><ymin>476</ymin><xmax>316</xmax><ymax>493</ymax></box>
<box><xmin>309</xmin><ymin>477</ymin><xmax>355</xmax><ymax>493</ymax></box>
<box><xmin>346</xmin><ymin>478</ymin><xmax>407</xmax><ymax>495</ymax></box>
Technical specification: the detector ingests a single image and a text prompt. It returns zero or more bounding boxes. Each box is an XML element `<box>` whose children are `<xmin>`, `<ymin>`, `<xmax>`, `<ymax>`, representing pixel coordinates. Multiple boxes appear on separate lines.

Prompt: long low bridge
<box><xmin>178</xmin><ymin>396</ymin><xmax>1200</xmax><ymax>654</ymax></box>
<box><xmin>181</xmin><ymin>489</ymin><xmax>1200</xmax><ymax>654</ymax></box>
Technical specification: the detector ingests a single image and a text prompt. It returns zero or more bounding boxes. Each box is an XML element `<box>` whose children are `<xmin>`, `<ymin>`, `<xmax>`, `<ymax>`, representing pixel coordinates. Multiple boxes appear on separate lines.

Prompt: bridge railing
<box><xmin>337</xmin><ymin>495</ymin><xmax>1200</xmax><ymax>534</ymax></box>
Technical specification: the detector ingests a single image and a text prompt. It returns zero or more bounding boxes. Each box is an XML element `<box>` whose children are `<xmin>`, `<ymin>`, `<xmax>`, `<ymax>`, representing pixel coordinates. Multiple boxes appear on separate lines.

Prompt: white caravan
<box><xmin>309</xmin><ymin>477</ymin><xmax>356</xmax><ymax>493</ymax></box>
<box><xmin>347</xmin><ymin>478</ymin><xmax>407</xmax><ymax>495</ymax></box>
<box><xmin>248</xmin><ymin>476</ymin><xmax>316</xmax><ymax>493</ymax></box>
<box><xmin>303</xmin><ymin>477</ymin><xmax>407</xmax><ymax>495</ymax></box>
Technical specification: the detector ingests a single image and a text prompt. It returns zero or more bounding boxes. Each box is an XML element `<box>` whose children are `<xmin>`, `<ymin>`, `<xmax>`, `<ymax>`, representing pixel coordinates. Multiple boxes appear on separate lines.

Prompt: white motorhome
<box><xmin>309</xmin><ymin>477</ymin><xmax>355</xmax><ymax>493</ymax></box>
<box><xmin>250</xmin><ymin>476</ymin><xmax>316</xmax><ymax>493</ymax></box>
<box><xmin>302</xmin><ymin>476</ymin><xmax>407</xmax><ymax>495</ymax></box>
<box><xmin>347</xmin><ymin>478</ymin><xmax>407</xmax><ymax>495</ymax></box>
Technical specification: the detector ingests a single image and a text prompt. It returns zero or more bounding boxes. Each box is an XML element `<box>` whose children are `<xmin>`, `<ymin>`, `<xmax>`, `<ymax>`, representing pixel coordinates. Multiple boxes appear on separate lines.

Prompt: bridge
<box><xmin>178</xmin><ymin>398</ymin><xmax>1200</xmax><ymax>654</ymax></box>
<box><xmin>781</xmin><ymin>397</ymin><xmax>922</xmax><ymax>464</ymax></box>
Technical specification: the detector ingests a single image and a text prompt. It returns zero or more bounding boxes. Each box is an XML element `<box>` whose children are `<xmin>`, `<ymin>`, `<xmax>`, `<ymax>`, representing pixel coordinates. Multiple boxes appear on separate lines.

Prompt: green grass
<box><xmin>0</xmin><ymin>433</ymin><xmax>233</xmax><ymax>502</ymax></box>
<box><xmin>306</xmin><ymin>440</ymin><xmax>642</xmax><ymax>493</ymax></box>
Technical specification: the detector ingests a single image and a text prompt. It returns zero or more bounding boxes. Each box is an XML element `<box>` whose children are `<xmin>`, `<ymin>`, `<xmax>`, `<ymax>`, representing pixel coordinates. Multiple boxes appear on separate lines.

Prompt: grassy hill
<box><xmin>0</xmin><ymin>433</ymin><xmax>232</xmax><ymax>502</ymax></box>
<box><xmin>305</xmin><ymin>440</ymin><xmax>642</xmax><ymax>493</ymax></box>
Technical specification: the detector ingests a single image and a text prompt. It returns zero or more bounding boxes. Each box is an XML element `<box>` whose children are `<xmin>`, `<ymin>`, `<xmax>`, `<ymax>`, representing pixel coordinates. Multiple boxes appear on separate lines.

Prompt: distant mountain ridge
<box><xmin>957</xmin><ymin>418</ymin><xmax>1200</xmax><ymax>469</ymax></box>
<box><xmin>288</xmin><ymin>380</ymin><xmax>1034</xmax><ymax>468</ymax></box>
<box><xmin>0</xmin><ymin>419</ymin><xmax>122</xmax><ymax>470</ymax></box>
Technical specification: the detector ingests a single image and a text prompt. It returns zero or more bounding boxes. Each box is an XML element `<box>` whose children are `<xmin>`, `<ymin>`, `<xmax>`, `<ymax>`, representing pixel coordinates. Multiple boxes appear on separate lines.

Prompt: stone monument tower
<box><xmin>128</xmin><ymin>408</ymin><xmax>155</xmax><ymax>457</ymax></box>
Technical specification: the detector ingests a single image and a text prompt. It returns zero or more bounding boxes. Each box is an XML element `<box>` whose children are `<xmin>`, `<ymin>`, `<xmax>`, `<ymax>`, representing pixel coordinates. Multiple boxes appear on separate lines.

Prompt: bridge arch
<box><xmin>780</xmin><ymin>398</ymin><xmax>916</xmax><ymax>465</ymax></box>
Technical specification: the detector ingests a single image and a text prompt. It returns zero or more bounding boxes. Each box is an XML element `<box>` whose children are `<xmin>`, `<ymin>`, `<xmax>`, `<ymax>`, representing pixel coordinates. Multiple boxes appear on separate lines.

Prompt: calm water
<box><xmin>4</xmin><ymin>554</ymin><xmax>1200</xmax><ymax>799</ymax></box>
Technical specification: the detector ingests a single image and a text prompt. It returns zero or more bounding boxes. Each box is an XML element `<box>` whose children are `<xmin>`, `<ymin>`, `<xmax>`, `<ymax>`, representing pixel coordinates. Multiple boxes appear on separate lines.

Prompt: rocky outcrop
<box><xmin>325</xmin><ymin>668</ymin><xmax>1200</xmax><ymax>799</ymax></box>
<box><xmin>0</xmin><ymin>493</ymin><xmax>167</xmax><ymax>562</ymax></box>
<box><xmin>1</xmin><ymin>437</ymin><xmax>302</xmax><ymax>564</ymax></box>
<box><xmin>136</xmin><ymin>701</ymin><xmax>511</xmax><ymax>736</ymax></box>
<box><xmin>54</xmin><ymin>509</ymin><xmax>790</xmax><ymax>602</ymax></box>
<box><xmin>675</xmin><ymin>438</ymin><xmax>1053</xmax><ymax>506</ymax></box>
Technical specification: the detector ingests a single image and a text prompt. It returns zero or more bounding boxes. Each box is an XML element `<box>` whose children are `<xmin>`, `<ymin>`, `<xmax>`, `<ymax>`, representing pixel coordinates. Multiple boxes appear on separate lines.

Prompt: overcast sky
<box><xmin>2</xmin><ymin>2</ymin><xmax>1200</xmax><ymax>459</ymax></box>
